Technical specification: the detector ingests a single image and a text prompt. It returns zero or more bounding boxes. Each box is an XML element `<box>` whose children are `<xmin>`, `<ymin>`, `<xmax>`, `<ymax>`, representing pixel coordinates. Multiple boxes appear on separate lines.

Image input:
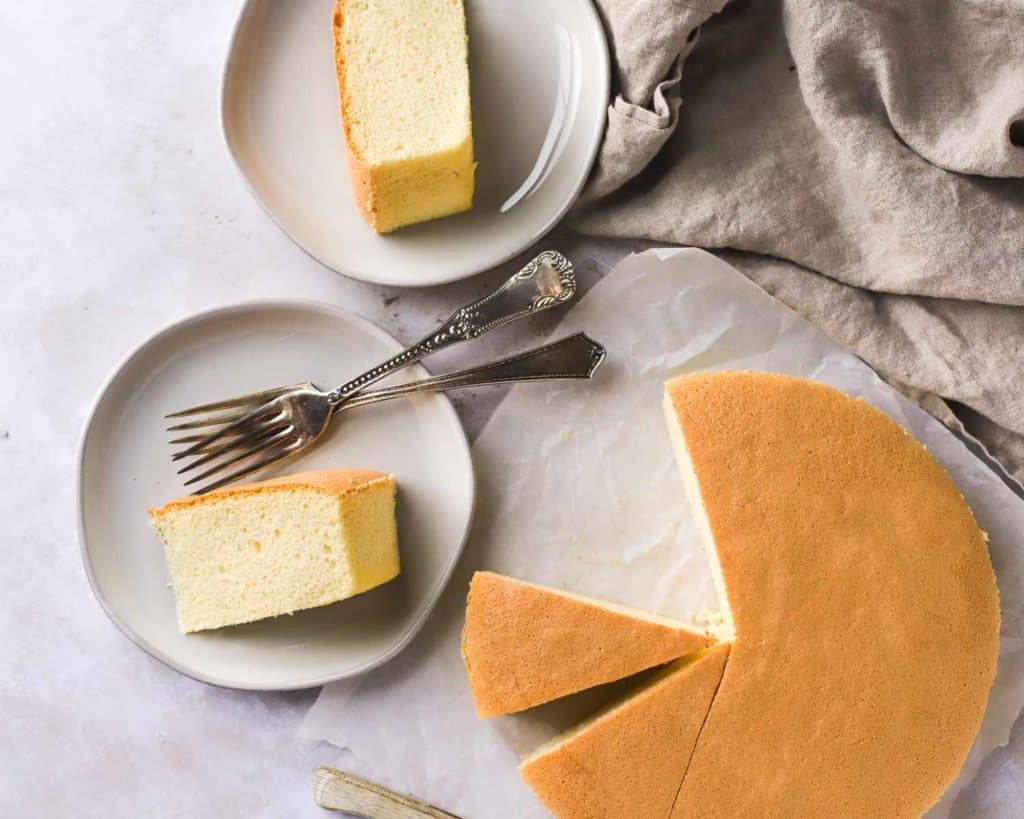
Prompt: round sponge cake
<box><xmin>664</xmin><ymin>372</ymin><xmax>999</xmax><ymax>818</ymax></box>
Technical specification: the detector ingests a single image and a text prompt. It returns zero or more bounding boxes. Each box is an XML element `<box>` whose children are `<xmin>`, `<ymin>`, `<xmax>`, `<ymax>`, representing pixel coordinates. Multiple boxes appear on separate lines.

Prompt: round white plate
<box><xmin>221</xmin><ymin>0</ymin><xmax>609</xmax><ymax>287</ymax></box>
<box><xmin>78</xmin><ymin>302</ymin><xmax>475</xmax><ymax>690</ymax></box>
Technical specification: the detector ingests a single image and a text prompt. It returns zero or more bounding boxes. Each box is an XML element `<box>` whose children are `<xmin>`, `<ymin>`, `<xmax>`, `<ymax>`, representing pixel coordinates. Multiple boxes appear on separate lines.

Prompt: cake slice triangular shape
<box><xmin>461</xmin><ymin>571</ymin><xmax>711</xmax><ymax>718</ymax></box>
<box><xmin>520</xmin><ymin>643</ymin><xmax>730</xmax><ymax>819</ymax></box>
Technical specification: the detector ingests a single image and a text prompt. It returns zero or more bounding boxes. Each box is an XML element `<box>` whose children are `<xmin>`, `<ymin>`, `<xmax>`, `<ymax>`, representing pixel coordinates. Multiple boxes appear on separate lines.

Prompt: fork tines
<box><xmin>165</xmin><ymin>382</ymin><xmax>310</xmax><ymax>419</ymax></box>
<box><xmin>166</xmin><ymin>382</ymin><xmax>311</xmax><ymax>495</ymax></box>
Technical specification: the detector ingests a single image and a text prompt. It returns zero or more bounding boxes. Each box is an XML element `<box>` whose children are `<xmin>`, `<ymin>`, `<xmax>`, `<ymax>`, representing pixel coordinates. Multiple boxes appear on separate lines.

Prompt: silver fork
<box><xmin>168</xmin><ymin>332</ymin><xmax>605</xmax><ymax>494</ymax></box>
<box><xmin>166</xmin><ymin>250</ymin><xmax>576</xmax><ymax>480</ymax></box>
<box><xmin>167</xmin><ymin>249</ymin><xmax>574</xmax><ymax>444</ymax></box>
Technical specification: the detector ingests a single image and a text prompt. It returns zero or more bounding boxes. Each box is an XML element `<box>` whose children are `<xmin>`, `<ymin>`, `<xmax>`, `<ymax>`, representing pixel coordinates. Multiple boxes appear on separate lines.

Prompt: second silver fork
<box><xmin>167</xmin><ymin>249</ymin><xmax>576</xmax><ymax>443</ymax></box>
<box><xmin>171</xmin><ymin>332</ymin><xmax>605</xmax><ymax>494</ymax></box>
<box><xmin>166</xmin><ymin>250</ymin><xmax>594</xmax><ymax>492</ymax></box>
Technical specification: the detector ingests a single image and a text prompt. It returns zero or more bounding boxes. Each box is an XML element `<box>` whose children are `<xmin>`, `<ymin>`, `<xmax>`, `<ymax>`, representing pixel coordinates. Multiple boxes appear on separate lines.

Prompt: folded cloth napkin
<box><xmin>573</xmin><ymin>0</ymin><xmax>1024</xmax><ymax>484</ymax></box>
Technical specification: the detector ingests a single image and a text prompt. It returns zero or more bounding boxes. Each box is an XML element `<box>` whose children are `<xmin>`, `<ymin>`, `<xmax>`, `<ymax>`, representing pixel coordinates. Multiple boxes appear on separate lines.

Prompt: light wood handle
<box><xmin>312</xmin><ymin>766</ymin><xmax>461</xmax><ymax>818</ymax></box>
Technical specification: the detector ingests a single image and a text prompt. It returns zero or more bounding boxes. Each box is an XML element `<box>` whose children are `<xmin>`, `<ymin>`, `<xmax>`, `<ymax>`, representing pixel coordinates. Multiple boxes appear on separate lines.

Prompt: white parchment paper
<box><xmin>302</xmin><ymin>249</ymin><xmax>1024</xmax><ymax>818</ymax></box>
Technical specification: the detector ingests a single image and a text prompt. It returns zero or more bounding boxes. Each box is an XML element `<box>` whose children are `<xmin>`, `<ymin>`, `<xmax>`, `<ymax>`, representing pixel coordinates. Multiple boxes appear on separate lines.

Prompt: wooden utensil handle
<box><xmin>312</xmin><ymin>766</ymin><xmax>461</xmax><ymax>819</ymax></box>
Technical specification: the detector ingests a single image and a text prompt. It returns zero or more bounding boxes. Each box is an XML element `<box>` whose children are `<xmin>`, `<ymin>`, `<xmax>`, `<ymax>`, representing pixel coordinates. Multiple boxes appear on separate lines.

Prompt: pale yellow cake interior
<box><xmin>335</xmin><ymin>0</ymin><xmax>474</xmax><ymax>232</ymax></box>
<box><xmin>149</xmin><ymin>474</ymin><xmax>398</xmax><ymax>633</ymax></box>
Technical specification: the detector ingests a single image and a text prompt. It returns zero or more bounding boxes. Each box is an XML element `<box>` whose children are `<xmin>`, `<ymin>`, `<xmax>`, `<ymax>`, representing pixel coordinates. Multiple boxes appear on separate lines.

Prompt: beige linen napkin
<box><xmin>574</xmin><ymin>0</ymin><xmax>1024</xmax><ymax>484</ymax></box>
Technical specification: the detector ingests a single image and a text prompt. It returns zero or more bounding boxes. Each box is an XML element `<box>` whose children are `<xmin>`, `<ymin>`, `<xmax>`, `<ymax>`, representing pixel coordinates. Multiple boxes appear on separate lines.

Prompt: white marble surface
<box><xmin>6</xmin><ymin>2</ymin><xmax>1022</xmax><ymax>817</ymax></box>
<box><xmin>0</xmin><ymin>2</ymin><xmax>628</xmax><ymax>815</ymax></box>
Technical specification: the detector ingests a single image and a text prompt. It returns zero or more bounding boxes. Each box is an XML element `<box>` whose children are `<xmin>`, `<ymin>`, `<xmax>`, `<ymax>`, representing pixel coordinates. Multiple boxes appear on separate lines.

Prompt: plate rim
<box><xmin>219</xmin><ymin>0</ymin><xmax>611</xmax><ymax>288</ymax></box>
<box><xmin>77</xmin><ymin>298</ymin><xmax>476</xmax><ymax>691</ymax></box>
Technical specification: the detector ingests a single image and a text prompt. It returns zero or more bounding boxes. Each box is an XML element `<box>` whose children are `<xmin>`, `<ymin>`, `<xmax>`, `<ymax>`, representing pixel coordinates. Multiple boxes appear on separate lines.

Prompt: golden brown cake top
<box><xmin>664</xmin><ymin>372</ymin><xmax>999</xmax><ymax>818</ymax></box>
<box><xmin>521</xmin><ymin>643</ymin><xmax>729</xmax><ymax>819</ymax></box>
<box><xmin>148</xmin><ymin>469</ymin><xmax>392</xmax><ymax>517</ymax></box>
<box><xmin>461</xmin><ymin>571</ymin><xmax>710</xmax><ymax>719</ymax></box>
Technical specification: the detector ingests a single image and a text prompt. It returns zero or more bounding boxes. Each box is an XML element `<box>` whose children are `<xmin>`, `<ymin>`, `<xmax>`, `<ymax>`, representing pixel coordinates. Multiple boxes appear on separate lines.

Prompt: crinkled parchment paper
<box><xmin>302</xmin><ymin>249</ymin><xmax>1024</xmax><ymax>818</ymax></box>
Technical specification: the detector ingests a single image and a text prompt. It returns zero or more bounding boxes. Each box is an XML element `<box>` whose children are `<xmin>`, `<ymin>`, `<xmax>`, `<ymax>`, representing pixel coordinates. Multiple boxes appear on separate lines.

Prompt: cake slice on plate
<box><xmin>520</xmin><ymin>643</ymin><xmax>730</xmax><ymax>819</ymax></box>
<box><xmin>148</xmin><ymin>469</ymin><xmax>398</xmax><ymax>633</ymax></box>
<box><xmin>332</xmin><ymin>0</ymin><xmax>475</xmax><ymax>233</ymax></box>
<box><xmin>461</xmin><ymin>571</ymin><xmax>711</xmax><ymax>718</ymax></box>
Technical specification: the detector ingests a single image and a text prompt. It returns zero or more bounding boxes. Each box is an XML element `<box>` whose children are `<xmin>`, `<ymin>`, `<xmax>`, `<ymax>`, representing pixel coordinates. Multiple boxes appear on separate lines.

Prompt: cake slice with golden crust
<box><xmin>461</xmin><ymin>571</ymin><xmax>711</xmax><ymax>718</ymax></box>
<box><xmin>520</xmin><ymin>644</ymin><xmax>730</xmax><ymax>819</ymax></box>
<box><xmin>332</xmin><ymin>0</ymin><xmax>475</xmax><ymax>233</ymax></box>
<box><xmin>149</xmin><ymin>469</ymin><xmax>398</xmax><ymax>633</ymax></box>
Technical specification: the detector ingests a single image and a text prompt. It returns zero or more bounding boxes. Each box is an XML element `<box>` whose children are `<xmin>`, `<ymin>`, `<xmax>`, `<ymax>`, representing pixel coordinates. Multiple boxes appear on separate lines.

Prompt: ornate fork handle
<box><xmin>327</xmin><ymin>250</ymin><xmax>576</xmax><ymax>406</ymax></box>
<box><xmin>340</xmin><ymin>333</ymin><xmax>606</xmax><ymax>411</ymax></box>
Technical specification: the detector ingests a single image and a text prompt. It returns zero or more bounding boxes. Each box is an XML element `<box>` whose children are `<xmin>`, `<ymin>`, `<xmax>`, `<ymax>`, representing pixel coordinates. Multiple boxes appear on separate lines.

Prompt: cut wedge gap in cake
<box><xmin>666</xmin><ymin>645</ymin><xmax>732</xmax><ymax>819</ymax></box>
<box><xmin>461</xmin><ymin>571</ymin><xmax>712</xmax><ymax>718</ymax></box>
<box><xmin>520</xmin><ymin>643</ymin><xmax>730</xmax><ymax>819</ymax></box>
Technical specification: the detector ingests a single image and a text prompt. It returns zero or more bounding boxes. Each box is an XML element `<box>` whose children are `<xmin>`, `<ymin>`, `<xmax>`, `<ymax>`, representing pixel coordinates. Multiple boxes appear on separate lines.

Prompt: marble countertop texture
<box><xmin>0</xmin><ymin>2</ymin><xmax>640</xmax><ymax>816</ymax></box>
<box><xmin>7</xmin><ymin>2</ymin><xmax>1020</xmax><ymax>818</ymax></box>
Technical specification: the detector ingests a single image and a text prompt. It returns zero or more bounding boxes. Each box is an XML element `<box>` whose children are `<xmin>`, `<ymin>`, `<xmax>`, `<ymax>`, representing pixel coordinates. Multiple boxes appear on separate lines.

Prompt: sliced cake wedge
<box><xmin>520</xmin><ymin>643</ymin><xmax>730</xmax><ymax>819</ymax></box>
<box><xmin>148</xmin><ymin>469</ymin><xmax>398</xmax><ymax>633</ymax></box>
<box><xmin>333</xmin><ymin>0</ymin><xmax>475</xmax><ymax>233</ymax></box>
<box><xmin>461</xmin><ymin>571</ymin><xmax>711</xmax><ymax>718</ymax></box>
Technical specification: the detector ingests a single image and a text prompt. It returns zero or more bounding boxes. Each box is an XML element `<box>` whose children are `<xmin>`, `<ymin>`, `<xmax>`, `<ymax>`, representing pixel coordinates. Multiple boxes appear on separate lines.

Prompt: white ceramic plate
<box><xmin>78</xmin><ymin>302</ymin><xmax>475</xmax><ymax>690</ymax></box>
<box><xmin>221</xmin><ymin>0</ymin><xmax>610</xmax><ymax>287</ymax></box>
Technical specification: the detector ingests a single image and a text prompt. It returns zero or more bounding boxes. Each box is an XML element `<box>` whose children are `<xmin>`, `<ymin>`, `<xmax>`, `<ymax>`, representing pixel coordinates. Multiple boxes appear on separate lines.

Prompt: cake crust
<box><xmin>462</xmin><ymin>571</ymin><xmax>711</xmax><ymax>718</ymax></box>
<box><xmin>148</xmin><ymin>469</ymin><xmax>391</xmax><ymax>516</ymax></box>
<box><xmin>332</xmin><ymin>1</ymin><xmax>377</xmax><ymax>230</ymax></box>
<box><xmin>664</xmin><ymin>372</ymin><xmax>999</xmax><ymax>818</ymax></box>
<box><xmin>521</xmin><ymin>644</ymin><xmax>730</xmax><ymax>819</ymax></box>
